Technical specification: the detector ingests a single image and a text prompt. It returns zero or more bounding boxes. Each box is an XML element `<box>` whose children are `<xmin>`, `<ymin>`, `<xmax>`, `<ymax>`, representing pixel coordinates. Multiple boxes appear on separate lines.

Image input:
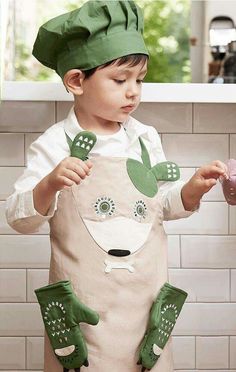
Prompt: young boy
<box><xmin>5</xmin><ymin>1</ymin><xmax>228</xmax><ymax>372</ymax></box>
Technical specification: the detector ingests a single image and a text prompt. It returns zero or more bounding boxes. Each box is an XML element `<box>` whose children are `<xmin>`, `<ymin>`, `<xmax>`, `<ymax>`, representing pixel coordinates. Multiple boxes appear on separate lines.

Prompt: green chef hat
<box><xmin>32</xmin><ymin>0</ymin><xmax>149</xmax><ymax>78</ymax></box>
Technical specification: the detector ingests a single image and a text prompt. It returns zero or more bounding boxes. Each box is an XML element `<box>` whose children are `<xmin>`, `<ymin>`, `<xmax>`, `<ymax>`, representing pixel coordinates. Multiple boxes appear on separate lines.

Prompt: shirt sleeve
<box><xmin>147</xmin><ymin>126</ymin><xmax>200</xmax><ymax>221</ymax></box>
<box><xmin>5</xmin><ymin>126</ymin><xmax>66</xmax><ymax>234</ymax></box>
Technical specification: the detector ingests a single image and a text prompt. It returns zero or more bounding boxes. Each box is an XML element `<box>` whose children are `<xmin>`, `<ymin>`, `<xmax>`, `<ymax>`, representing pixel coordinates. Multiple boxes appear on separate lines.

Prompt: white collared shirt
<box><xmin>5</xmin><ymin>107</ymin><xmax>196</xmax><ymax>234</ymax></box>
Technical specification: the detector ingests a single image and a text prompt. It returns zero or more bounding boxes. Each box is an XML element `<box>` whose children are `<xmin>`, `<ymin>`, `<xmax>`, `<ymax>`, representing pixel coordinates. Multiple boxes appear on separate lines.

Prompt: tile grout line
<box><xmin>192</xmin><ymin>103</ymin><xmax>194</xmax><ymax>134</ymax></box>
<box><xmin>228</xmin><ymin>133</ymin><xmax>231</xmax><ymax>238</ymax></box>
<box><xmin>55</xmin><ymin>101</ymin><xmax>57</xmax><ymax>123</ymax></box>
<box><xmin>179</xmin><ymin>234</ymin><xmax>182</xmax><ymax>268</ymax></box>
<box><xmin>23</xmin><ymin>133</ymin><xmax>26</xmax><ymax>167</ymax></box>
<box><xmin>26</xmin><ymin>268</ymin><xmax>28</xmax><ymax>303</ymax></box>
<box><xmin>25</xmin><ymin>335</ymin><xmax>27</xmax><ymax>370</ymax></box>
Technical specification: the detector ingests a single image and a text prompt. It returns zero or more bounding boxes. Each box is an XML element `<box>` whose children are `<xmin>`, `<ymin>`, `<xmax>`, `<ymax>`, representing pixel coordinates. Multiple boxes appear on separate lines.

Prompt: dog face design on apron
<box><xmin>46</xmin><ymin>132</ymin><xmax>180</xmax><ymax>372</ymax></box>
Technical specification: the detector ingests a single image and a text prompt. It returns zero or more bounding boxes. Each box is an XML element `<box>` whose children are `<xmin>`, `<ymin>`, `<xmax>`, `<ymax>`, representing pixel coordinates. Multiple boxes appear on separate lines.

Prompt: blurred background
<box><xmin>2</xmin><ymin>0</ymin><xmax>236</xmax><ymax>83</ymax></box>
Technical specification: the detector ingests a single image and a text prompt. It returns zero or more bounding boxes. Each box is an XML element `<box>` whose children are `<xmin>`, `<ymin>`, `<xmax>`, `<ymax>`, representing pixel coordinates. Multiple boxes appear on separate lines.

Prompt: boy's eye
<box><xmin>114</xmin><ymin>79</ymin><xmax>144</xmax><ymax>84</ymax></box>
<box><xmin>114</xmin><ymin>79</ymin><xmax>125</xmax><ymax>84</ymax></box>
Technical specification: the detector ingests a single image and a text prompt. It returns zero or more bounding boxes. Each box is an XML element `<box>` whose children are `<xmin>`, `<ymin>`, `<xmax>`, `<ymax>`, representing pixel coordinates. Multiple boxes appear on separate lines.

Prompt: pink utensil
<box><xmin>221</xmin><ymin>159</ymin><xmax>236</xmax><ymax>205</ymax></box>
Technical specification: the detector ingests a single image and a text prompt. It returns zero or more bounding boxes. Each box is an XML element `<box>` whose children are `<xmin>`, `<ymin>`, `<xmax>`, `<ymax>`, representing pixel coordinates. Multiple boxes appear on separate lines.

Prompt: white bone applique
<box><xmin>153</xmin><ymin>343</ymin><xmax>163</xmax><ymax>356</ymax></box>
<box><xmin>104</xmin><ymin>259</ymin><xmax>135</xmax><ymax>273</ymax></box>
<box><xmin>55</xmin><ymin>344</ymin><xmax>75</xmax><ymax>356</ymax></box>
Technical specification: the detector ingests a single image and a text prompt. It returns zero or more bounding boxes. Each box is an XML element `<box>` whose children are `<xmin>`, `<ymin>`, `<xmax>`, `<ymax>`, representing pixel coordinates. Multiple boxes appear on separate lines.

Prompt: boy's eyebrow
<box><xmin>115</xmin><ymin>68</ymin><xmax>147</xmax><ymax>75</ymax></box>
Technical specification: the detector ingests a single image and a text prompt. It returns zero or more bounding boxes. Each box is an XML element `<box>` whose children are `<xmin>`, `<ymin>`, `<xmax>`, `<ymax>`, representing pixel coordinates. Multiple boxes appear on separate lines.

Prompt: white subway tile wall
<box><xmin>0</xmin><ymin>101</ymin><xmax>235</xmax><ymax>370</ymax></box>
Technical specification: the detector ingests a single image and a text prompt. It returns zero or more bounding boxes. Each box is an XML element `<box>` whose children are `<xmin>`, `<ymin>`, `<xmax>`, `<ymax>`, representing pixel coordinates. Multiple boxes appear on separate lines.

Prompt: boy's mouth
<box><xmin>121</xmin><ymin>105</ymin><xmax>135</xmax><ymax>112</ymax></box>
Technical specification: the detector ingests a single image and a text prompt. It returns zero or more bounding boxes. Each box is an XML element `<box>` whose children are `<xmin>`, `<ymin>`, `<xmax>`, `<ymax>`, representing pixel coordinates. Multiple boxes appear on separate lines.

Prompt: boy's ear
<box><xmin>63</xmin><ymin>69</ymin><xmax>85</xmax><ymax>95</ymax></box>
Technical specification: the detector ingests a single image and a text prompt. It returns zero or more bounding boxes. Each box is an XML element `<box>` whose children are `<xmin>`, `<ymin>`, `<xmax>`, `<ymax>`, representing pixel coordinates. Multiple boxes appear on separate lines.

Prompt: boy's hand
<box><xmin>47</xmin><ymin>157</ymin><xmax>93</xmax><ymax>192</ymax></box>
<box><xmin>33</xmin><ymin>157</ymin><xmax>93</xmax><ymax>217</ymax></box>
<box><xmin>181</xmin><ymin>160</ymin><xmax>228</xmax><ymax>211</ymax></box>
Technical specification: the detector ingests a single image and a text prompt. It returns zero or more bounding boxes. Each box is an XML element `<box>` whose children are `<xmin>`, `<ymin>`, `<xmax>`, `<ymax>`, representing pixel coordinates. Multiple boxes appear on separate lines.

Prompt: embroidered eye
<box><xmin>133</xmin><ymin>200</ymin><xmax>147</xmax><ymax>220</ymax></box>
<box><xmin>94</xmin><ymin>196</ymin><xmax>115</xmax><ymax>217</ymax></box>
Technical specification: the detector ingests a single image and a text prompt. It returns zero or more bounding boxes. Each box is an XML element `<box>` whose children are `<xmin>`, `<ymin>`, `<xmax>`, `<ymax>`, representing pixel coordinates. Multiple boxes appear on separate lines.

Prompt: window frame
<box><xmin>2</xmin><ymin>81</ymin><xmax>236</xmax><ymax>102</ymax></box>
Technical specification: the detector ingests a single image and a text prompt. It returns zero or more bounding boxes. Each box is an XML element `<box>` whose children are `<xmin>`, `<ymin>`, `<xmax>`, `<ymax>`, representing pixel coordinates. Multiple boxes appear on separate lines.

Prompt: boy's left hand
<box><xmin>181</xmin><ymin>160</ymin><xmax>228</xmax><ymax>211</ymax></box>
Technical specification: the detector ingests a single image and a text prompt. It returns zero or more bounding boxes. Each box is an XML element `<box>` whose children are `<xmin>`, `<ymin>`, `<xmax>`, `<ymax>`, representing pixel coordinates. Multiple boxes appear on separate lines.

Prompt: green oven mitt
<box><xmin>137</xmin><ymin>282</ymin><xmax>187</xmax><ymax>371</ymax></box>
<box><xmin>35</xmin><ymin>280</ymin><xmax>99</xmax><ymax>372</ymax></box>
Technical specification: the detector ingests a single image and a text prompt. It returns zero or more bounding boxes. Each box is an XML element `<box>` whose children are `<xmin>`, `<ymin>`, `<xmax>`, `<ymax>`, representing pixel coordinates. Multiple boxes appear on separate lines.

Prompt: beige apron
<box><xmin>45</xmin><ymin>155</ymin><xmax>174</xmax><ymax>372</ymax></box>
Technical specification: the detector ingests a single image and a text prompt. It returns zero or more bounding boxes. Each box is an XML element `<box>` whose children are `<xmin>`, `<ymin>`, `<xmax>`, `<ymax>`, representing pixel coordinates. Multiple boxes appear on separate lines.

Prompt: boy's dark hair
<box><xmin>82</xmin><ymin>54</ymin><xmax>148</xmax><ymax>79</ymax></box>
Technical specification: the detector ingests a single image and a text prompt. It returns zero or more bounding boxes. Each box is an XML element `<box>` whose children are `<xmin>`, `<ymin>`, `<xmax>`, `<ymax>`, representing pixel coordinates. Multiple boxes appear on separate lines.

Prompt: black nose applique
<box><xmin>108</xmin><ymin>249</ymin><xmax>130</xmax><ymax>257</ymax></box>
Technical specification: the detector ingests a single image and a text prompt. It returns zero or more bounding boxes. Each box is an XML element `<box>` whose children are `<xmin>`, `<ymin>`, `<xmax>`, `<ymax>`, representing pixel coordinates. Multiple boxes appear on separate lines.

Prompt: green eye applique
<box><xmin>134</xmin><ymin>200</ymin><xmax>147</xmax><ymax>220</ymax></box>
<box><xmin>94</xmin><ymin>197</ymin><xmax>115</xmax><ymax>218</ymax></box>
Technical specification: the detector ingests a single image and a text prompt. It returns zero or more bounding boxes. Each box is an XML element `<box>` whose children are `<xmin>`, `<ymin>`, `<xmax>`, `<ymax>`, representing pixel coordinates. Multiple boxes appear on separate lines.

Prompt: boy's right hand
<box><xmin>46</xmin><ymin>157</ymin><xmax>93</xmax><ymax>192</ymax></box>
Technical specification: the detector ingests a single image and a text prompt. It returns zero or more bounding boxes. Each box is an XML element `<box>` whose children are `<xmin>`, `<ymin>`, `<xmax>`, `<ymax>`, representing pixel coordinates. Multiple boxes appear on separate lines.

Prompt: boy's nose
<box><xmin>126</xmin><ymin>85</ymin><xmax>140</xmax><ymax>98</ymax></box>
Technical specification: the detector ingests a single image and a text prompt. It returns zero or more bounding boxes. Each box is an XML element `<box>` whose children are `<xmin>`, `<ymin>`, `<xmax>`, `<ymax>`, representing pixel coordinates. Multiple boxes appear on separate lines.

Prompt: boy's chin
<box><xmin>117</xmin><ymin>111</ymin><xmax>133</xmax><ymax>120</ymax></box>
<box><xmin>101</xmin><ymin>110</ymin><xmax>132</xmax><ymax>124</ymax></box>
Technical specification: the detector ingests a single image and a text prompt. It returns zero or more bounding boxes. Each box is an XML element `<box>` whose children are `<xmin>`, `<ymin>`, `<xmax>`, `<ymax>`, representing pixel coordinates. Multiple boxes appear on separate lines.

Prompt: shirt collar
<box><xmin>64</xmin><ymin>105</ymin><xmax>149</xmax><ymax>147</ymax></box>
<box><xmin>64</xmin><ymin>106</ymin><xmax>84</xmax><ymax>140</ymax></box>
<box><xmin>122</xmin><ymin>115</ymin><xmax>149</xmax><ymax>147</ymax></box>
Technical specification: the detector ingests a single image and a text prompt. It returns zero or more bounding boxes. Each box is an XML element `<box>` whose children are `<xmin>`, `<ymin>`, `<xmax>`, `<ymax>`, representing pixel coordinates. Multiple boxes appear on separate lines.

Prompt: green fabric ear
<box><xmin>126</xmin><ymin>137</ymin><xmax>180</xmax><ymax>197</ymax></box>
<box><xmin>65</xmin><ymin>132</ymin><xmax>73</xmax><ymax>150</ymax></box>
<box><xmin>65</xmin><ymin>131</ymin><xmax>97</xmax><ymax>160</ymax></box>
<box><xmin>139</xmin><ymin>137</ymin><xmax>151</xmax><ymax>169</ymax></box>
<box><xmin>151</xmin><ymin>161</ymin><xmax>180</xmax><ymax>182</ymax></box>
<box><xmin>137</xmin><ymin>283</ymin><xmax>187</xmax><ymax>371</ymax></box>
<box><xmin>127</xmin><ymin>159</ymin><xmax>158</xmax><ymax>198</ymax></box>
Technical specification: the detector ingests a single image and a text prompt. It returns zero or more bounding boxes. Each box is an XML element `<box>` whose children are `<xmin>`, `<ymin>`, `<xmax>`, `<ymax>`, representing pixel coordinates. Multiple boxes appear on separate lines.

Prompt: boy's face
<box><xmin>78</xmin><ymin>59</ymin><xmax>148</xmax><ymax>124</ymax></box>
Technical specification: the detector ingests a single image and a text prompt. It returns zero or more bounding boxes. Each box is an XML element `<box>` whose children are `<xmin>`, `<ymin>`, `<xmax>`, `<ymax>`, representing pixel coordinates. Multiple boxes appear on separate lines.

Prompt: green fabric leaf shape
<box><xmin>65</xmin><ymin>131</ymin><xmax>97</xmax><ymax>160</ymax></box>
<box><xmin>127</xmin><ymin>158</ymin><xmax>158</xmax><ymax>198</ymax></box>
<box><xmin>35</xmin><ymin>280</ymin><xmax>99</xmax><ymax>370</ymax></box>
<box><xmin>126</xmin><ymin>136</ymin><xmax>180</xmax><ymax>197</ymax></box>
<box><xmin>138</xmin><ymin>283</ymin><xmax>187</xmax><ymax>371</ymax></box>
